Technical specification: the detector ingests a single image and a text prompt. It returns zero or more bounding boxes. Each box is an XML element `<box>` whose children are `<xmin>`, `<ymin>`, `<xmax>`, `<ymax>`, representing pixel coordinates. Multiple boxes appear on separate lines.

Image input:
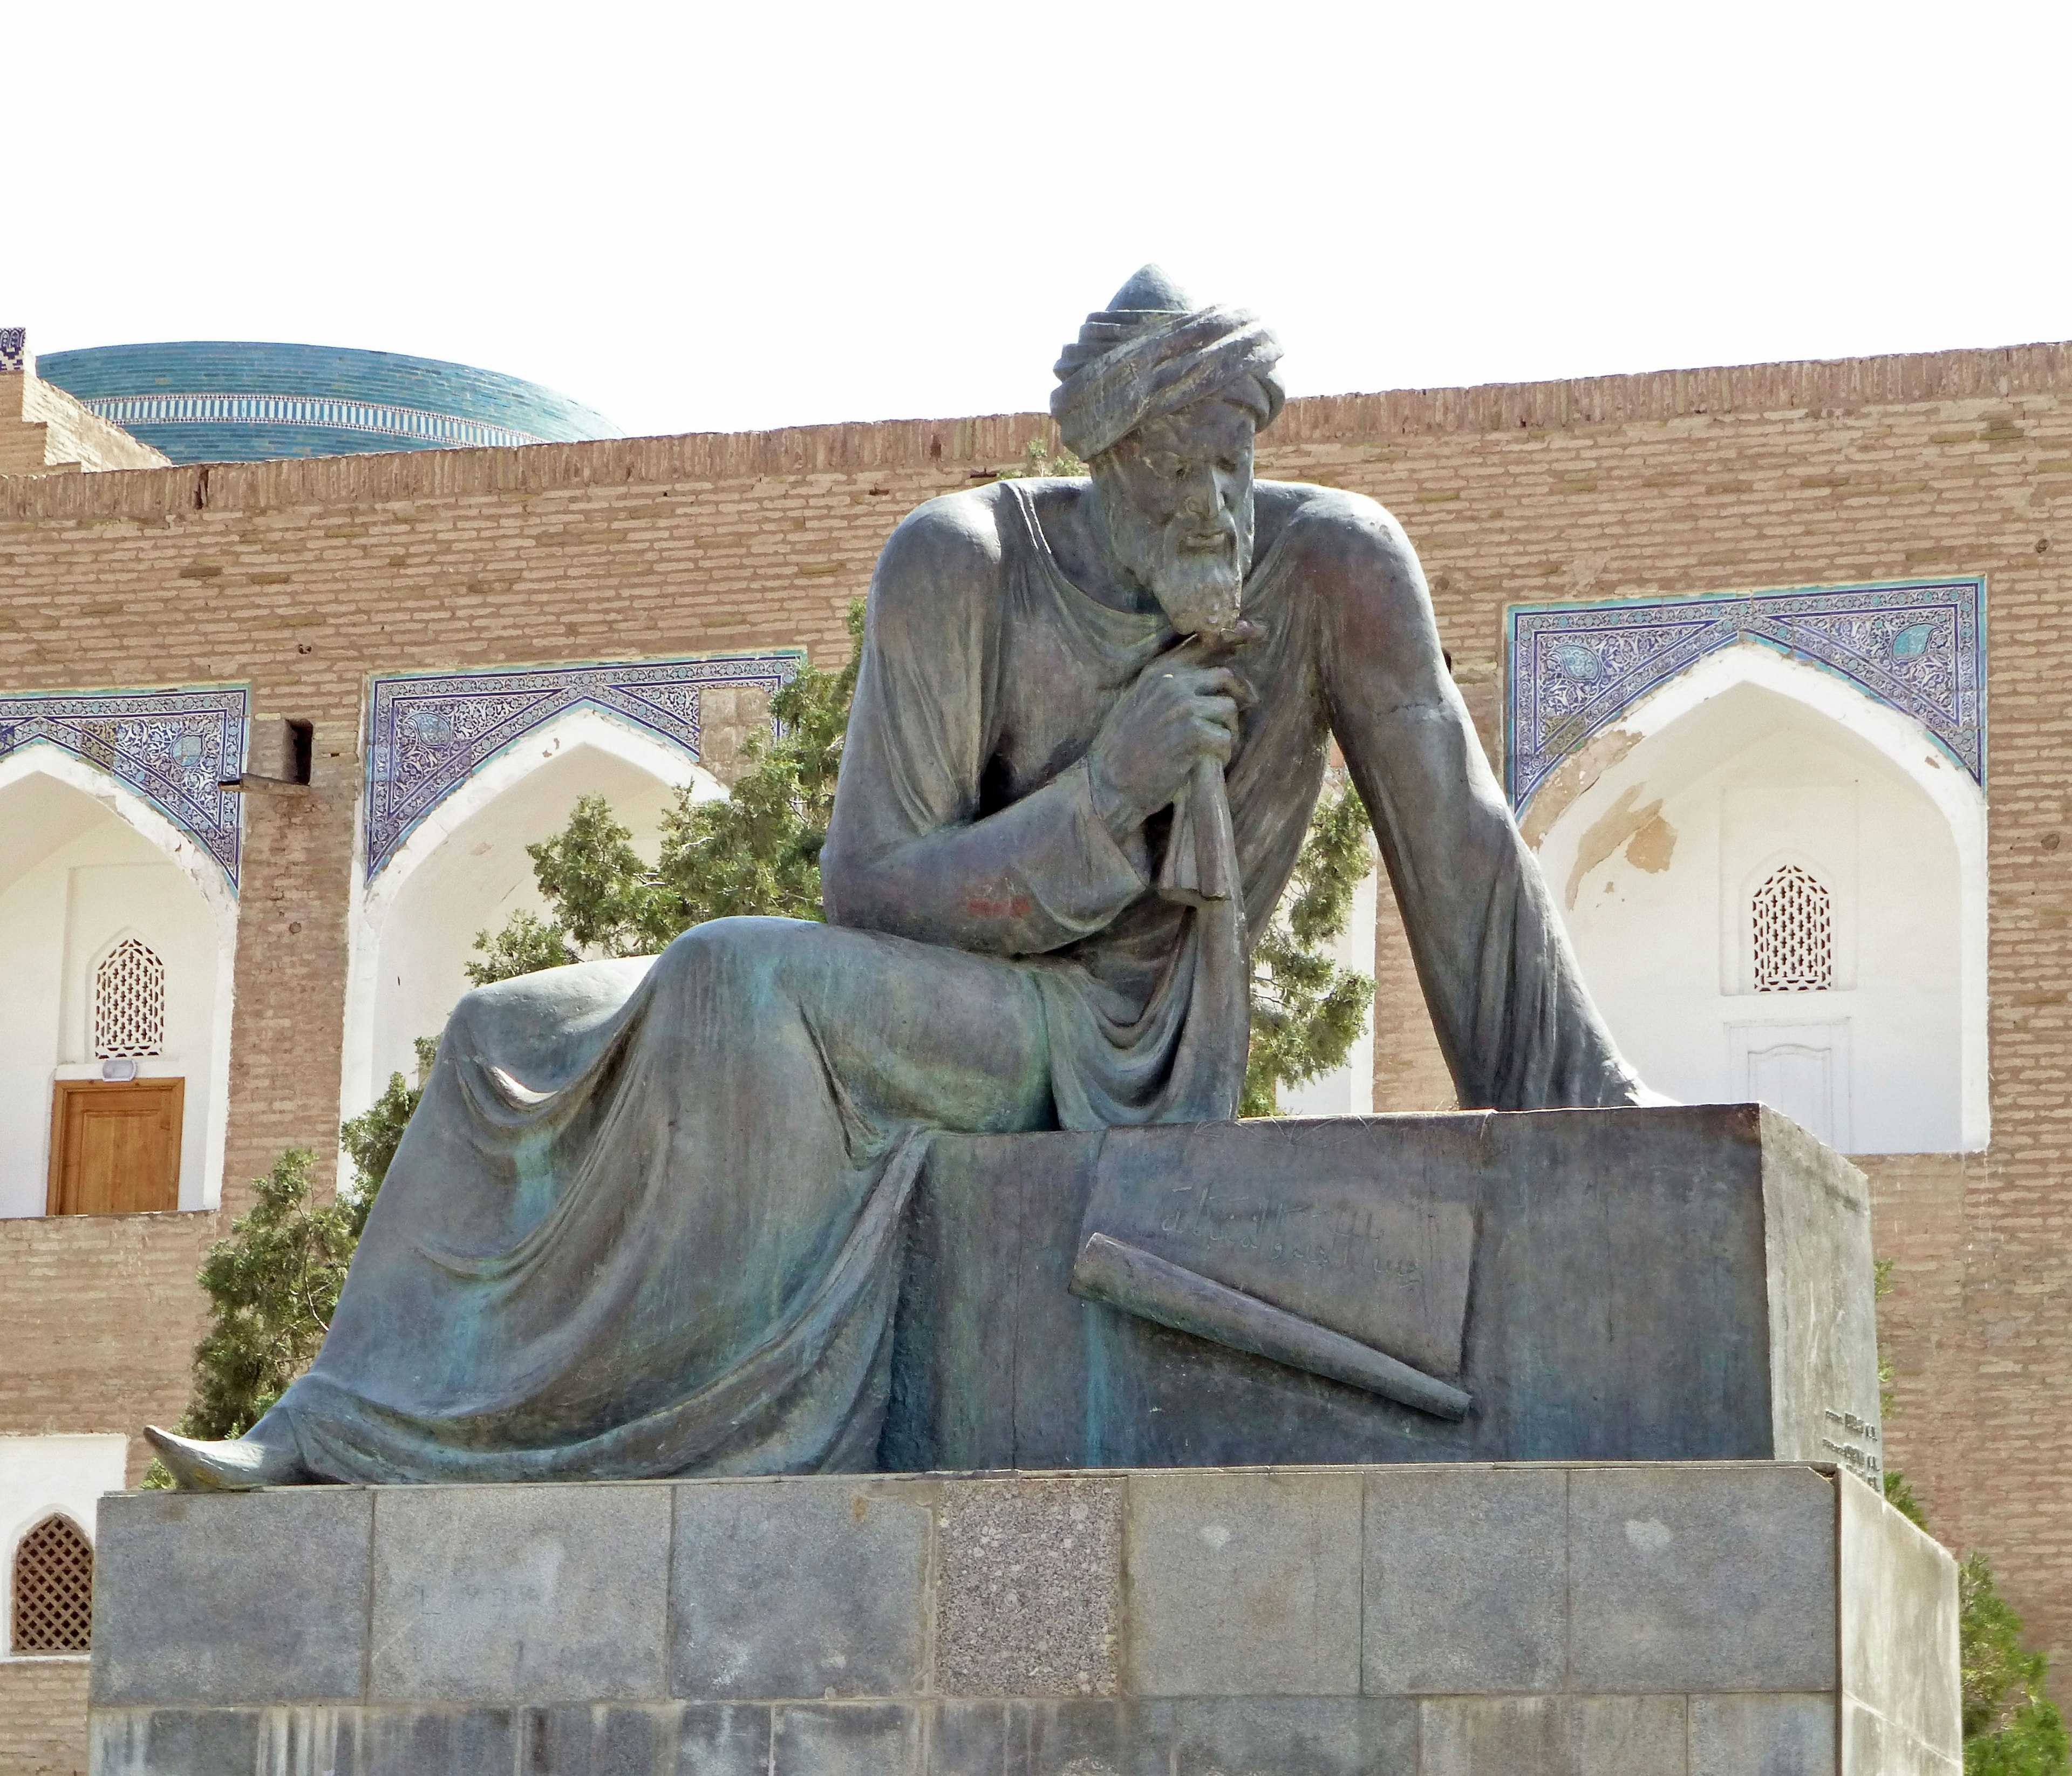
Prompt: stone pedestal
<box><xmin>887</xmin><ymin>1105</ymin><xmax>1884</xmax><ymax>1473</ymax></box>
<box><xmin>88</xmin><ymin>1461</ymin><xmax>1956</xmax><ymax>1775</ymax></box>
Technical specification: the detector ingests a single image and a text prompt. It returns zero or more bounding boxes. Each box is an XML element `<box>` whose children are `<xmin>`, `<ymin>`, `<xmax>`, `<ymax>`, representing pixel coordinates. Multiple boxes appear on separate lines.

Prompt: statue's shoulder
<box><xmin>1254</xmin><ymin>479</ymin><xmax>1417</xmax><ymax>568</ymax></box>
<box><xmin>880</xmin><ymin>482</ymin><xmax>1018</xmax><ymax>575</ymax></box>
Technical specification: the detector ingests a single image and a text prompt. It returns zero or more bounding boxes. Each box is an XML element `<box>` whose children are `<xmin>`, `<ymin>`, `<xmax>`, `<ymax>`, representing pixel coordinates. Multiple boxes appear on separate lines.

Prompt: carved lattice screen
<box><xmin>1752</xmin><ymin>864</ymin><xmax>1833</xmax><ymax>992</ymax></box>
<box><xmin>11</xmin><ymin>1515</ymin><xmax>93</xmax><ymax>1653</ymax></box>
<box><xmin>93</xmin><ymin>937</ymin><xmax>166</xmax><ymax>1058</ymax></box>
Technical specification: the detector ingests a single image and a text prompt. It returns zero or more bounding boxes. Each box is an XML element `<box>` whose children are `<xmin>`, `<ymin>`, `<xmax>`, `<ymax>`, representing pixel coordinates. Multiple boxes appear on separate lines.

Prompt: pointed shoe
<box><xmin>144</xmin><ymin>1425</ymin><xmax>313</xmax><ymax>1491</ymax></box>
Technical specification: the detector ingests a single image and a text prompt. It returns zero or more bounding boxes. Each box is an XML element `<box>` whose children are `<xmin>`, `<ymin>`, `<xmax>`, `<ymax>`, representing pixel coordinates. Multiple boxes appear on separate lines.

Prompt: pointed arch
<box><xmin>340</xmin><ymin>705</ymin><xmax>725</xmax><ymax>1122</ymax></box>
<box><xmin>0</xmin><ymin>753</ymin><xmax>235</xmax><ymax>1213</ymax></box>
<box><xmin>1530</xmin><ymin>642</ymin><xmax>1986</xmax><ymax>1152</ymax></box>
<box><xmin>10</xmin><ymin>1512</ymin><xmax>93</xmax><ymax>1653</ymax></box>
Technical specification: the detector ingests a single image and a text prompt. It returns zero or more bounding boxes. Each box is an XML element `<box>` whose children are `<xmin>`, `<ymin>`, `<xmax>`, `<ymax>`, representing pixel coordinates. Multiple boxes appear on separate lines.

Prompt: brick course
<box><xmin>1</xmin><ymin>345</ymin><xmax>2066</xmax><ymax>1755</ymax></box>
<box><xmin>0</xmin><ymin>1659</ymin><xmax>90</xmax><ymax>1776</ymax></box>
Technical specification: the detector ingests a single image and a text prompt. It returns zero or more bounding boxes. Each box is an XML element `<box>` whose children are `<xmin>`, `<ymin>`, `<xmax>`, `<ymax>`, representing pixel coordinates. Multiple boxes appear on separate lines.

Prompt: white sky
<box><xmin>12</xmin><ymin>1</ymin><xmax>2069</xmax><ymax>440</ymax></box>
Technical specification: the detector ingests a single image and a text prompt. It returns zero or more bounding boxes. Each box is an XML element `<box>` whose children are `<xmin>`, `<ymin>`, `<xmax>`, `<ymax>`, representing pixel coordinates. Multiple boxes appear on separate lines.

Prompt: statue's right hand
<box><xmin>1086</xmin><ymin>663</ymin><xmax>1247</xmax><ymax>829</ymax></box>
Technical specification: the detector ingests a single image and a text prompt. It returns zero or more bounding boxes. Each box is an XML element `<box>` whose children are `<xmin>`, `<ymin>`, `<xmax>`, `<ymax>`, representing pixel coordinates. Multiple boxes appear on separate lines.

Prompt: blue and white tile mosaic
<box><xmin>0</xmin><ymin>328</ymin><xmax>26</xmax><ymax>375</ymax></box>
<box><xmin>0</xmin><ymin>686</ymin><xmax>249</xmax><ymax>889</ymax></box>
<box><xmin>364</xmin><ymin>652</ymin><xmax>805</xmax><ymax>882</ymax></box>
<box><xmin>1505</xmin><ymin>576</ymin><xmax>1986</xmax><ymax>811</ymax></box>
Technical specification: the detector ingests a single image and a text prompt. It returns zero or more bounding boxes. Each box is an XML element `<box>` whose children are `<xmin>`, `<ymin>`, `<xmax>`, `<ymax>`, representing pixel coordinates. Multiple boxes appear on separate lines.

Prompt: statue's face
<box><xmin>1092</xmin><ymin>398</ymin><xmax>1257</xmax><ymax>635</ymax></box>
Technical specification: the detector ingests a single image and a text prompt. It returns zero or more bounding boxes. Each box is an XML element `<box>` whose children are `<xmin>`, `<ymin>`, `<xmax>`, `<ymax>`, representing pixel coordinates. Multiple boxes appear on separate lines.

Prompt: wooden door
<box><xmin>46</xmin><ymin>1079</ymin><xmax>183</xmax><ymax>1215</ymax></box>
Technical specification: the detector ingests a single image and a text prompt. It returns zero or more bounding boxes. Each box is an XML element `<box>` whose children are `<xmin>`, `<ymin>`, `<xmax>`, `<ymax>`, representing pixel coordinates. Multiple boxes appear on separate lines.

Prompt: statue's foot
<box><xmin>144</xmin><ymin>1425</ymin><xmax>313</xmax><ymax>1491</ymax></box>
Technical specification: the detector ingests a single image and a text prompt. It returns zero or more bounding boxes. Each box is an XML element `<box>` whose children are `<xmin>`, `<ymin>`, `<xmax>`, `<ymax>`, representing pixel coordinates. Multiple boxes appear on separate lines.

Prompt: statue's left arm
<box><xmin>1306</xmin><ymin>493</ymin><xmax>1646</xmax><ymax>1110</ymax></box>
<box><xmin>821</xmin><ymin>496</ymin><xmax>1151</xmax><ymax>955</ymax></box>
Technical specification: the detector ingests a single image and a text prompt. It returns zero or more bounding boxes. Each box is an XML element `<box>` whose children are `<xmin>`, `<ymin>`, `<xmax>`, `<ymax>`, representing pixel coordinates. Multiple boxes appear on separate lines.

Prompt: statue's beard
<box><xmin>1098</xmin><ymin>478</ymin><xmax>1255</xmax><ymax>637</ymax></box>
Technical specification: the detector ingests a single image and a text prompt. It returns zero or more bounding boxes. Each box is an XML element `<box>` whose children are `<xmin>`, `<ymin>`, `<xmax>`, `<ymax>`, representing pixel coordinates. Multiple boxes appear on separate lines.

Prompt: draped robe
<box><xmin>268</xmin><ymin>478</ymin><xmax>1639</xmax><ymax>1483</ymax></box>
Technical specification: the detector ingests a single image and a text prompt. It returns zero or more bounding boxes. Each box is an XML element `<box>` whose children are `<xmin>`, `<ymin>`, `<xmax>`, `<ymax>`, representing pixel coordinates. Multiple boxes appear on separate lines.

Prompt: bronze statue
<box><xmin>150</xmin><ymin>267</ymin><xmax>1644</xmax><ymax>1490</ymax></box>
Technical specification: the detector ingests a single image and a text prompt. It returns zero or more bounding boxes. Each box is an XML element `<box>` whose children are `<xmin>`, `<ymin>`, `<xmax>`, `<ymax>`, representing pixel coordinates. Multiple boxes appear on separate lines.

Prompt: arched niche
<box><xmin>340</xmin><ymin>707</ymin><xmax>723</xmax><ymax>1124</ymax></box>
<box><xmin>8</xmin><ymin>1512</ymin><xmax>92</xmax><ymax>1655</ymax></box>
<box><xmin>0</xmin><ymin>751</ymin><xmax>236</xmax><ymax>1216</ymax></box>
<box><xmin>1527</xmin><ymin>643</ymin><xmax>1986</xmax><ymax>1154</ymax></box>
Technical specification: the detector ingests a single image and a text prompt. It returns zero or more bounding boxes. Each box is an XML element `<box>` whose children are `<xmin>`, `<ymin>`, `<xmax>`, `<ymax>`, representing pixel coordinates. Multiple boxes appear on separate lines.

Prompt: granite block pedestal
<box><xmin>88</xmin><ymin>1462</ymin><xmax>1957</xmax><ymax>1776</ymax></box>
<box><xmin>887</xmin><ymin>1105</ymin><xmax>1885</xmax><ymax>1474</ymax></box>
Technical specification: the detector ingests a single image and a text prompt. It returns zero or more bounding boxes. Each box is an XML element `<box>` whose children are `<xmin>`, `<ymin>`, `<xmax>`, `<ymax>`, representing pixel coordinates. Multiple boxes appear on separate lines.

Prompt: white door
<box><xmin>1728</xmin><ymin>1020</ymin><xmax>1852</xmax><ymax>1151</ymax></box>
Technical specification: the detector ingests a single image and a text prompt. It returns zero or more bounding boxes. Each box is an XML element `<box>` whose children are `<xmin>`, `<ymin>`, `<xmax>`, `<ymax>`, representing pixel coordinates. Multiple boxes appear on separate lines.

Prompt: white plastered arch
<box><xmin>0</xmin><ymin>748</ymin><xmax>237</xmax><ymax>1212</ymax></box>
<box><xmin>1529</xmin><ymin>641</ymin><xmax>1987</xmax><ymax>1151</ymax></box>
<box><xmin>339</xmin><ymin>705</ymin><xmax>725</xmax><ymax>1126</ymax></box>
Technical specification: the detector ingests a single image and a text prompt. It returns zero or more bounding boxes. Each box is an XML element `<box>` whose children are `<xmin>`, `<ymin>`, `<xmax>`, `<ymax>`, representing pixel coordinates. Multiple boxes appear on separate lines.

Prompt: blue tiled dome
<box><xmin>35</xmin><ymin>341</ymin><xmax>621</xmax><ymax>464</ymax></box>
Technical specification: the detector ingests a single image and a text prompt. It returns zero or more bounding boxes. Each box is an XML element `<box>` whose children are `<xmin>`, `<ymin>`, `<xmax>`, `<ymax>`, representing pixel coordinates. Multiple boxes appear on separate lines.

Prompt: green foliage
<box><xmin>146</xmin><ymin>1149</ymin><xmax>360</xmax><ymax>1472</ymax></box>
<box><xmin>1883</xmin><ymin>1467</ymin><xmax>1929</xmax><ymax>1530</ymax></box>
<box><xmin>643</xmin><ymin>603</ymin><xmax>860</xmax><ymax>928</ymax></box>
<box><xmin>467</xmin><ymin>909</ymin><xmax>580</xmax><ymax>986</ymax></box>
<box><xmin>467</xmin><ymin>606</ymin><xmax>867</xmax><ymax>983</ymax></box>
<box><xmin>338</xmin><ymin>1035</ymin><xmax>440</xmax><ymax>1218</ymax></box>
<box><xmin>1962</xmin><ymin>1552</ymin><xmax>2071</xmax><ymax>1774</ymax></box>
<box><xmin>145</xmin><ymin>1045</ymin><xmax>439</xmax><ymax>1487</ymax></box>
<box><xmin>997</xmin><ymin>437</ymin><xmax>1088</xmax><ymax>479</ymax></box>
<box><xmin>1242</xmin><ymin>774</ymin><xmax>1378</xmax><ymax>1117</ymax></box>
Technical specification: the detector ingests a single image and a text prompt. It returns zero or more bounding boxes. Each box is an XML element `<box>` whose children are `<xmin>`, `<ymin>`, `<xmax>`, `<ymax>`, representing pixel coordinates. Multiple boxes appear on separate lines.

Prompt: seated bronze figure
<box><xmin>150</xmin><ymin>267</ymin><xmax>1644</xmax><ymax>1490</ymax></box>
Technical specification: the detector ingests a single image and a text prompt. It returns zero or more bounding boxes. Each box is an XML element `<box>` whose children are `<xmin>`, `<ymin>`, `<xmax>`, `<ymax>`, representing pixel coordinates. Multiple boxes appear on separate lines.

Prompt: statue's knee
<box><xmin>657</xmin><ymin>915</ymin><xmax>802</xmax><ymax>993</ymax></box>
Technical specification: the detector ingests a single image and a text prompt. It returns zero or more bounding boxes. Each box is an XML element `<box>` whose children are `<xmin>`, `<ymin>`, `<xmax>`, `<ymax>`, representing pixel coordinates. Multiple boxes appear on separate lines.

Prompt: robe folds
<box><xmin>269</xmin><ymin>479</ymin><xmax>1641</xmax><ymax>1482</ymax></box>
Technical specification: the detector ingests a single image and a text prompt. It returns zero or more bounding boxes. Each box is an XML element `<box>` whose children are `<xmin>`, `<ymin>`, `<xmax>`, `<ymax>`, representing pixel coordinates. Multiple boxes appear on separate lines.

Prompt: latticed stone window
<box><xmin>11</xmin><ymin>1515</ymin><xmax>93</xmax><ymax>1653</ymax></box>
<box><xmin>1753</xmin><ymin>864</ymin><xmax>1834</xmax><ymax>992</ymax></box>
<box><xmin>93</xmin><ymin>937</ymin><xmax>165</xmax><ymax>1059</ymax></box>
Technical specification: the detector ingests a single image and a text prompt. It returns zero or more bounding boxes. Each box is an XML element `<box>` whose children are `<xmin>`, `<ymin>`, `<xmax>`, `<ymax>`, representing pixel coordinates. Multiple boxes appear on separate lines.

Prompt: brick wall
<box><xmin>0</xmin><ymin>1659</ymin><xmax>90</xmax><ymax>1776</ymax></box>
<box><xmin>1</xmin><ymin>345</ymin><xmax>2067</xmax><ymax>1727</ymax></box>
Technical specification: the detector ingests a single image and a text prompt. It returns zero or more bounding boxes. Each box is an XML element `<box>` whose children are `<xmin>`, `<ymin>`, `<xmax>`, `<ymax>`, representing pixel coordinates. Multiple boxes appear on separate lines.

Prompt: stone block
<box><xmin>673</xmin><ymin>1704</ymin><xmax>774</xmax><ymax>1776</ymax></box>
<box><xmin>672</xmin><ymin>1477</ymin><xmax>930</xmax><ymax>1700</ymax></box>
<box><xmin>1565</xmin><ymin>1696</ymin><xmax>1689</xmax><ymax>1774</ymax></box>
<box><xmin>905</xmin><ymin>1108</ymin><xmax>1883</xmax><ymax>1473</ymax></box>
<box><xmin>79</xmin><ymin>1461</ymin><xmax>1960</xmax><ymax>1775</ymax></box>
<box><xmin>936</xmin><ymin>1476</ymin><xmax>1121</xmax><ymax>1697</ymax></box>
<box><xmin>770</xmin><ymin>1704</ymin><xmax>921</xmax><ymax>1776</ymax></box>
<box><xmin>90</xmin><ymin>1709</ymin><xmax>261</xmax><ymax>1776</ymax></box>
<box><xmin>927</xmin><ymin>1701</ymin><xmax>1012</xmax><ymax>1775</ymax></box>
<box><xmin>995</xmin><ymin>1699</ymin><xmax>1130</xmax><ymax>1776</ymax></box>
<box><xmin>1361</xmin><ymin>1466</ymin><xmax>1565</xmax><ymax>1694</ymax></box>
<box><xmin>90</xmin><ymin>1489</ymin><xmax>372</xmax><ymax>1706</ymax></box>
<box><xmin>934</xmin><ymin>1699</ymin><xmax>1415</xmax><ymax>1776</ymax></box>
<box><xmin>1568</xmin><ymin>1465</ymin><xmax>1837</xmax><ymax>1692</ymax></box>
<box><xmin>516</xmin><ymin>1704</ymin><xmax>692</xmax><ymax>1776</ymax></box>
<box><xmin>1688</xmin><ymin>1695</ymin><xmax>1837</xmax><ymax>1776</ymax></box>
<box><xmin>252</xmin><ymin>1706</ymin><xmax>363</xmax><ymax>1776</ymax></box>
<box><xmin>1420</xmin><ymin>1695</ymin><xmax>1686</xmax><ymax>1776</ymax></box>
<box><xmin>350</xmin><ymin>1709</ymin><xmax>518</xmax><ymax>1776</ymax></box>
<box><xmin>1839</xmin><ymin>1473</ymin><xmax>1962</xmax><ymax>1765</ymax></box>
<box><xmin>1136</xmin><ymin>1699</ymin><xmax>1417</xmax><ymax>1776</ymax></box>
<box><xmin>1842</xmin><ymin>1697</ymin><xmax>1962</xmax><ymax>1776</ymax></box>
<box><xmin>367</xmin><ymin>1482</ymin><xmax>670</xmax><ymax>1704</ymax></box>
<box><xmin>1123</xmin><ymin>1469</ymin><xmax>1361</xmax><ymax>1697</ymax></box>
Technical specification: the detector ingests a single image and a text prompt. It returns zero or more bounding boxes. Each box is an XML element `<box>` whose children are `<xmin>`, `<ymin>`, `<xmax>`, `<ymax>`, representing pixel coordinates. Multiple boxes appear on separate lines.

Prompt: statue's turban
<box><xmin>1051</xmin><ymin>265</ymin><xmax>1285</xmax><ymax>462</ymax></box>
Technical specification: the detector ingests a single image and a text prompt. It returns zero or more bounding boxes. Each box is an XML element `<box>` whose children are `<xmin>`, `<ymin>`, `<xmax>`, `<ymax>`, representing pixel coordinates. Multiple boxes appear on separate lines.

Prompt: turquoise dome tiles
<box><xmin>1505</xmin><ymin>576</ymin><xmax>1987</xmax><ymax>812</ymax></box>
<box><xmin>33</xmin><ymin>342</ymin><xmax>621</xmax><ymax>464</ymax></box>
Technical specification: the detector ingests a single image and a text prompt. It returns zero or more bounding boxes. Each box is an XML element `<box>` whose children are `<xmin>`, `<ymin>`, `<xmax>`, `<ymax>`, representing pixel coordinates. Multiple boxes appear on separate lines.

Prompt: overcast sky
<box><xmin>13</xmin><ymin>1</ymin><xmax>2068</xmax><ymax>440</ymax></box>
